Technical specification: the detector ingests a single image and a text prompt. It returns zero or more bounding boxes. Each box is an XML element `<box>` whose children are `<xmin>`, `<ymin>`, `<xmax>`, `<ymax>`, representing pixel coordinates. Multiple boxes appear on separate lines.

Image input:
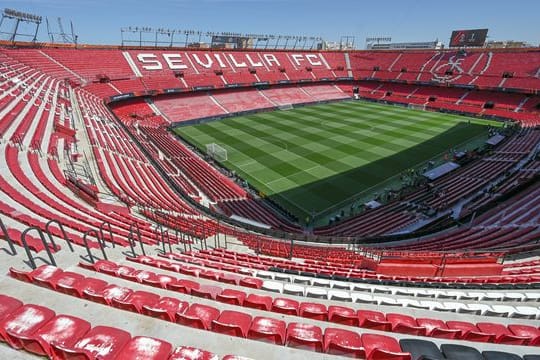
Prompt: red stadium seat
<box><xmin>175</xmin><ymin>303</ymin><xmax>220</xmax><ymax>330</ymax></box>
<box><xmin>211</xmin><ymin>310</ymin><xmax>252</xmax><ymax>338</ymax></box>
<box><xmin>286</xmin><ymin>322</ymin><xmax>323</xmax><ymax>352</ymax></box>
<box><xmin>142</xmin><ymin>297</ymin><xmax>189</xmax><ymax>322</ymax></box>
<box><xmin>114</xmin><ymin>336</ymin><xmax>173</xmax><ymax>360</ymax></box>
<box><xmin>299</xmin><ymin>302</ymin><xmax>327</xmax><ymax>321</ymax></box>
<box><xmin>477</xmin><ymin>322</ymin><xmax>529</xmax><ymax>345</ymax></box>
<box><xmin>243</xmin><ymin>294</ymin><xmax>272</xmax><ymax>311</ymax></box>
<box><xmin>0</xmin><ymin>294</ymin><xmax>23</xmax><ymax>321</ymax></box>
<box><xmin>361</xmin><ymin>333</ymin><xmax>411</xmax><ymax>360</ymax></box>
<box><xmin>324</xmin><ymin>327</ymin><xmax>364</xmax><ymax>358</ymax></box>
<box><xmin>216</xmin><ymin>289</ymin><xmax>246</xmax><ymax>306</ymax></box>
<box><xmin>508</xmin><ymin>324</ymin><xmax>540</xmax><ymax>345</ymax></box>
<box><xmin>416</xmin><ymin>318</ymin><xmax>460</xmax><ymax>339</ymax></box>
<box><xmin>358</xmin><ymin>310</ymin><xmax>391</xmax><ymax>331</ymax></box>
<box><xmin>328</xmin><ymin>305</ymin><xmax>359</xmax><ymax>326</ymax></box>
<box><xmin>169</xmin><ymin>346</ymin><xmax>219</xmax><ymax>360</ymax></box>
<box><xmin>387</xmin><ymin>313</ymin><xmax>427</xmax><ymax>336</ymax></box>
<box><xmin>271</xmin><ymin>297</ymin><xmax>299</xmax><ymax>315</ymax></box>
<box><xmin>247</xmin><ymin>316</ymin><xmax>286</xmax><ymax>345</ymax></box>
<box><xmin>446</xmin><ymin>321</ymin><xmax>495</xmax><ymax>342</ymax></box>
<box><xmin>0</xmin><ymin>304</ymin><xmax>56</xmax><ymax>349</ymax></box>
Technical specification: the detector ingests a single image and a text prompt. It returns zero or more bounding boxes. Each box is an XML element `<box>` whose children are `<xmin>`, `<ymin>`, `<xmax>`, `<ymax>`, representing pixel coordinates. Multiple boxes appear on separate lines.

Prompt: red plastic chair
<box><xmin>508</xmin><ymin>324</ymin><xmax>540</xmax><ymax>345</ymax></box>
<box><xmin>299</xmin><ymin>302</ymin><xmax>327</xmax><ymax>321</ymax></box>
<box><xmin>416</xmin><ymin>318</ymin><xmax>460</xmax><ymax>339</ymax></box>
<box><xmin>324</xmin><ymin>327</ymin><xmax>364</xmax><ymax>358</ymax></box>
<box><xmin>387</xmin><ymin>313</ymin><xmax>426</xmax><ymax>336</ymax></box>
<box><xmin>114</xmin><ymin>336</ymin><xmax>173</xmax><ymax>360</ymax></box>
<box><xmin>358</xmin><ymin>310</ymin><xmax>391</xmax><ymax>331</ymax></box>
<box><xmin>168</xmin><ymin>279</ymin><xmax>200</xmax><ymax>294</ymax></box>
<box><xmin>361</xmin><ymin>333</ymin><xmax>411</xmax><ymax>360</ymax></box>
<box><xmin>286</xmin><ymin>322</ymin><xmax>323</xmax><ymax>352</ymax></box>
<box><xmin>169</xmin><ymin>345</ymin><xmax>219</xmax><ymax>360</ymax></box>
<box><xmin>19</xmin><ymin>315</ymin><xmax>91</xmax><ymax>358</ymax></box>
<box><xmin>271</xmin><ymin>297</ymin><xmax>299</xmax><ymax>316</ymax></box>
<box><xmin>243</xmin><ymin>293</ymin><xmax>272</xmax><ymax>311</ymax></box>
<box><xmin>216</xmin><ymin>289</ymin><xmax>246</xmax><ymax>306</ymax></box>
<box><xmin>328</xmin><ymin>305</ymin><xmax>359</xmax><ymax>326</ymax></box>
<box><xmin>247</xmin><ymin>316</ymin><xmax>286</xmax><ymax>345</ymax></box>
<box><xmin>111</xmin><ymin>290</ymin><xmax>160</xmax><ymax>313</ymax></box>
<box><xmin>142</xmin><ymin>297</ymin><xmax>189</xmax><ymax>322</ymax></box>
<box><xmin>0</xmin><ymin>304</ymin><xmax>56</xmax><ymax>349</ymax></box>
<box><xmin>446</xmin><ymin>321</ymin><xmax>494</xmax><ymax>342</ymax></box>
<box><xmin>190</xmin><ymin>284</ymin><xmax>223</xmax><ymax>300</ymax></box>
<box><xmin>212</xmin><ymin>310</ymin><xmax>252</xmax><ymax>338</ymax></box>
<box><xmin>476</xmin><ymin>322</ymin><xmax>528</xmax><ymax>345</ymax></box>
<box><xmin>51</xmin><ymin>325</ymin><xmax>131</xmax><ymax>360</ymax></box>
<box><xmin>0</xmin><ymin>294</ymin><xmax>23</xmax><ymax>322</ymax></box>
<box><xmin>56</xmin><ymin>277</ymin><xmax>107</xmax><ymax>298</ymax></box>
<box><xmin>239</xmin><ymin>277</ymin><xmax>263</xmax><ymax>289</ymax></box>
<box><xmin>175</xmin><ymin>303</ymin><xmax>220</xmax><ymax>330</ymax></box>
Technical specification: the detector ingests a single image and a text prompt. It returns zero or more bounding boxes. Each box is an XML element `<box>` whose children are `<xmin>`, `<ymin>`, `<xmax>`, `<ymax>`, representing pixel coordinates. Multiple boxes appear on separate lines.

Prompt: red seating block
<box><xmin>361</xmin><ymin>333</ymin><xmax>411</xmax><ymax>360</ymax></box>
<box><xmin>416</xmin><ymin>318</ymin><xmax>460</xmax><ymax>339</ymax></box>
<box><xmin>212</xmin><ymin>310</ymin><xmax>252</xmax><ymax>338</ymax></box>
<box><xmin>286</xmin><ymin>322</ymin><xmax>323</xmax><ymax>352</ymax></box>
<box><xmin>175</xmin><ymin>303</ymin><xmax>220</xmax><ymax>330</ymax></box>
<box><xmin>247</xmin><ymin>316</ymin><xmax>286</xmax><ymax>345</ymax></box>
<box><xmin>216</xmin><ymin>289</ymin><xmax>246</xmax><ymax>306</ymax></box>
<box><xmin>324</xmin><ymin>327</ymin><xmax>364</xmax><ymax>358</ymax></box>
<box><xmin>111</xmin><ymin>290</ymin><xmax>160</xmax><ymax>313</ymax></box>
<box><xmin>508</xmin><ymin>324</ymin><xmax>540</xmax><ymax>345</ymax></box>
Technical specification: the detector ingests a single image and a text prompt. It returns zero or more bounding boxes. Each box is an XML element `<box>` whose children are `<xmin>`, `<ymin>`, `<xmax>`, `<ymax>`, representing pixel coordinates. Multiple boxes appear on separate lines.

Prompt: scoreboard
<box><xmin>449</xmin><ymin>29</ymin><xmax>488</xmax><ymax>47</ymax></box>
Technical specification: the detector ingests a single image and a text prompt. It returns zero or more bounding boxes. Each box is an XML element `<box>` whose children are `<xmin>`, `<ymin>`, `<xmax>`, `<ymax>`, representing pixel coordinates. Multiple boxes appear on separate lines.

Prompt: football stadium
<box><xmin>0</xmin><ymin>1</ymin><xmax>539</xmax><ymax>359</ymax></box>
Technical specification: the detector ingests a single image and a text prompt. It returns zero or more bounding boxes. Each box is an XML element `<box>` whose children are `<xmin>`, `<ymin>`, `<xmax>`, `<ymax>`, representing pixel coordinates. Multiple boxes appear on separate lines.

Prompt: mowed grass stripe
<box><xmin>175</xmin><ymin>101</ymin><xmax>496</xmax><ymax>220</ymax></box>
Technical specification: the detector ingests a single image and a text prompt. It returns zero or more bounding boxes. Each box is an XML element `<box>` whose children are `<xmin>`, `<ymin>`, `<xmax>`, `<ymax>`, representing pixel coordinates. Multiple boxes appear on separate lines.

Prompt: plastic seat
<box><xmin>212</xmin><ymin>310</ymin><xmax>252</xmax><ymax>338</ymax></box>
<box><xmin>39</xmin><ymin>271</ymin><xmax>85</xmax><ymax>290</ymax></box>
<box><xmin>508</xmin><ymin>324</ymin><xmax>540</xmax><ymax>345</ymax></box>
<box><xmin>399</xmin><ymin>339</ymin><xmax>445</xmax><ymax>360</ymax></box>
<box><xmin>168</xmin><ymin>279</ymin><xmax>200</xmax><ymax>294</ymax></box>
<box><xmin>175</xmin><ymin>303</ymin><xmax>220</xmax><ymax>330</ymax></box>
<box><xmin>243</xmin><ymin>294</ymin><xmax>272</xmax><ymax>311</ymax></box>
<box><xmin>358</xmin><ymin>310</ymin><xmax>391</xmax><ymax>331</ymax></box>
<box><xmin>440</xmin><ymin>344</ymin><xmax>484</xmax><ymax>360</ymax></box>
<box><xmin>190</xmin><ymin>284</ymin><xmax>222</xmax><ymax>300</ymax></box>
<box><xmin>324</xmin><ymin>327</ymin><xmax>364</xmax><ymax>358</ymax></box>
<box><xmin>352</xmin><ymin>293</ymin><xmax>377</xmax><ymax>304</ymax></box>
<box><xmin>0</xmin><ymin>304</ymin><xmax>56</xmax><ymax>349</ymax></box>
<box><xmin>271</xmin><ymin>298</ymin><xmax>299</xmax><ymax>315</ymax></box>
<box><xmin>169</xmin><ymin>345</ymin><xmax>219</xmax><ymax>360</ymax></box>
<box><xmin>484</xmin><ymin>305</ymin><xmax>516</xmax><ymax>317</ymax></box>
<box><xmin>286</xmin><ymin>322</ymin><xmax>323</xmax><ymax>352</ymax></box>
<box><xmin>18</xmin><ymin>315</ymin><xmax>91</xmax><ymax>358</ymax></box>
<box><xmin>52</xmin><ymin>325</ymin><xmax>131</xmax><ymax>360</ymax></box>
<box><xmin>328</xmin><ymin>289</ymin><xmax>352</xmax><ymax>302</ymax></box>
<box><xmin>299</xmin><ymin>302</ymin><xmax>327</xmax><ymax>321</ymax></box>
<box><xmin>328</xmin><ymin>305</ymin><xmax>358</xmax><ymax>326</ymax></box>
<box><xmin>239</xmin><ymin>277</ymin><xmax>263</xmax><ymax>289</ymax></box>
<box><xmin>56</xmin><ymin>277</ymin><xmax>107</xmax><ymax>298</ymax></box>
<box><xmin>311</xmin><ymin>278</ymin><xmax>331</xmax><ymax>287</ymax></box>
<box><xmin>482</xmin><ymin>351</ymin><xmax>524</xmax><ymax>360</ymax></box>
<box><xmin>293</xmin><ymin>276</ymin><xmax>312</xmax><ymax>285</ymax></box>
<box><xmin>114</xmin><ymin>336</ymin><xmax>173</xmax><ymax>360</ymax></box>
<box><xmin>513</xmin><ymin>306</ymin><xmax>539</xmax><ymax>319</ymax></box>
<box><xmin>446</xmin><ymin>321</ymin><xmax>494</xmax><ymax>342</ymax></box>
<box><xmin>374</xmin><ymin>295</ymin><xmax>400</xmax><ymax>306</ymax></box>
<box><xmin>283</xmin><ymin>283</ymin><xmax>304</xmax><ymax>296</ymax></box>
<box><xmin>261</xmin><ymin>280</ymin><xmax>284</xmax><ymax>293</ymax></box>
<box><xmin>256</xmin><ymin>270</ymin><xmax>274</xmax><ymax>279</ymax></box>
<box><xmin>305</xmin><ymin>287</ymin><xmax>328</xmax><ymax>299</ymax></box>
<box><xmin>387</xmin><ymin>313</ymin><xmax>426</xmax><ymax>336</ymax></box>
<box><xmin>361</xmin><ymin>333</ymin><xmax>411</xmax><ymax>360</ymax></box>
<box><xmin>111</xmin><ymin>290</ymin><xmax>160</xmax><ymax>313</ymax></box>
<box><xmin>142</xmin><ymin>297</ymin><xmax>189</xmax><ymax>322</ymax></box>
<box><xmin>477</xmin><ymin>322</ymin><xmax>528</xmax><ymax>345</ymax></box>
<box><xmin>416</xmin><ymin>318</ymin><xmax>460</xmax><ymax>339</ymax></box>
<box><xmin>216</xmin><ymin>289</ymin><xmax>247</xmax><ymax>306</ymax></box>
<box><xmin>247</xmin><ymin>316</ymin><xmax>286</xmax><ymax>345</ymax></box>
<box><xmin>0</xmin><ymin>294</ymin><xmax>23</xmax><ymax>322</ymax></box>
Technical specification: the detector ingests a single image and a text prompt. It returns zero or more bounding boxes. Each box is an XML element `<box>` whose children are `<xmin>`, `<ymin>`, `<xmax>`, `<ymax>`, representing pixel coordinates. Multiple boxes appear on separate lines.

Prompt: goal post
<box><xmin>408</xmin><ymin>103</ymin><xmax>426</xmax><ymax>111</ymax></box>
<box><xmin>206</xmin><ymin>143</ymin><xmax>228</xmax><ymax>162</ymax></box>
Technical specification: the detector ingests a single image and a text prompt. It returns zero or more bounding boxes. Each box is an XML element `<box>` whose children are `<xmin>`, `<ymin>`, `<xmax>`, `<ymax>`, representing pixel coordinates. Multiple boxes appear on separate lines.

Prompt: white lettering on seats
<box><xmin>163</xmin><ymin>54</ymin><xmax>188</xmax><ymax>70</ymax></box>
<box><xmin>137</xmin><ymin>54</ymin><xmax>162</xmax><ymax>70</ymax></box>
<box><xmin>306</xmin><ymin>54</ymin><xmax>322</xmax><ymax>66</ymax></box>
<box><xmin>263</xmin><ymin>54</ymin><xmax>280</xmax><ymax>67</ymax></box>
<box><xmin>192</xmin><ymin>53</ymin><xmax>213</xmax><ymax>68</ymax></box>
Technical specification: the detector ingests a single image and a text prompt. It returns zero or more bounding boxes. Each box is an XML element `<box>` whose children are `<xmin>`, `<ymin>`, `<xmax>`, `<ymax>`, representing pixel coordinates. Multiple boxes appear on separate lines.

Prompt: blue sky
<box><xmin>2</xmin><ymin>0</ymin><xmax>539</xmax><ymax>47</ymax></box>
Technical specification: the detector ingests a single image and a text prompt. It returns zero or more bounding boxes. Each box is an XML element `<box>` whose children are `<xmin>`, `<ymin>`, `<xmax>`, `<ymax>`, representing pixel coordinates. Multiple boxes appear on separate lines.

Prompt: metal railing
<box><xmin>45</xmin><ymin>219</ymin><xmax>73</xmax><ymax>252</ymax></box>
<box><xmin>20</xmin><ymin>226</ymin><xmax>56</xmax><ymax>269</ymax></box>
<box><xmin>0</xmin><ymin>217</ymin><xmax>17</xmax><ymax>255</ymax></box>
<box><xmin>81</xmin><ymin>229</ymin><xmax>107</xmax><ymax>264</ymax></box>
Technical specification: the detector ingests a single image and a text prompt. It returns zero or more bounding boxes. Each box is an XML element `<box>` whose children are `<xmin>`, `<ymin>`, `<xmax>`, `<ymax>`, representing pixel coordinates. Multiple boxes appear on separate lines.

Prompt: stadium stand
<box><xmin>1</xmin><ymin>41</ymin><xmax>540</xmax><ymax>360</ymax></box>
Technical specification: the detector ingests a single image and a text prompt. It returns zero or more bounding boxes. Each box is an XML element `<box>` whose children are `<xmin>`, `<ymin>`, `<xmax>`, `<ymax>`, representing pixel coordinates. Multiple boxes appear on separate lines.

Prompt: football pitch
<box><xmin>174</xmin><ymin>101</ymin><xmax>498</xmax><ymax>223</ymax></box>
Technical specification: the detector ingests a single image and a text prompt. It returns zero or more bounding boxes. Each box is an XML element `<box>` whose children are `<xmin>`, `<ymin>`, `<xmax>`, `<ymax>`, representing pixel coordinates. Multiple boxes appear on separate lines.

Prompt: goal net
<box><xmin>278</xmin><ymin>104</ymin><xmax>294</xmax><ymax>111</ymax></box>
<box><xmin>408</xmin><ymin>103</ymin><xmax>426</xmax><ymax>111</ymax></box>
<box><xmin>206</xmin><ymin>143</ymin><xmax>228</xmax><ymax>162</ymax></box>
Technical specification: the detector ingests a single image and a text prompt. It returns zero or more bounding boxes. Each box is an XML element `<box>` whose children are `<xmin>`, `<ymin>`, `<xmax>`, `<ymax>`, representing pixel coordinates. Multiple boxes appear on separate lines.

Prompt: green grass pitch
<box><xmin>174</xmin><ymin>101</ymin><xmax>498</xmax><ymax>223</ymax></box>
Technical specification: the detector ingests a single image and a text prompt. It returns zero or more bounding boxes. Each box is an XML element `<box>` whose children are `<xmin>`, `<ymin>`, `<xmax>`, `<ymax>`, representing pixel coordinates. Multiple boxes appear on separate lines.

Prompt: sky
<box><xmin>2</xmin><ymin>0</ymin><xmax>539</xmax><ymax>48</ymax></box>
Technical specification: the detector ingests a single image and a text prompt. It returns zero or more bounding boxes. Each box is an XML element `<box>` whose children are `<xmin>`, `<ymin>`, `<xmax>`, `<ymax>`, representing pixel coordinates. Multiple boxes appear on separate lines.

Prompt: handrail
<box><xmin>45</xmin><ymin>219</ymin><xmax>73</xmax><ymax>252</ymax></box>
<box><xmin>82</xmin><ymin>229</ymin><xmax>106</xmax><ymax>264</ymax></box>
<box><xmin>20</xmin><ymin>226</ymin><xmax>57</xmax><ymax>269</ymax></box>
<box><xmin>0</xmin><ymin>216</ymin><xmax>17</xmax><ymax>255</ymax></box>
<box><xmin>99</xmin><ymin>221</ymin><xmax>115</xmax><ymax>248</ymax></box>
<box><xmin>128</xmin><ymin>222</ymin><xmax>145</xmax><ymax>256</ymax></box>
